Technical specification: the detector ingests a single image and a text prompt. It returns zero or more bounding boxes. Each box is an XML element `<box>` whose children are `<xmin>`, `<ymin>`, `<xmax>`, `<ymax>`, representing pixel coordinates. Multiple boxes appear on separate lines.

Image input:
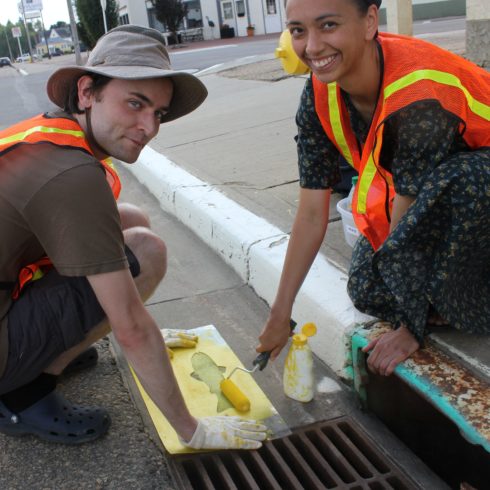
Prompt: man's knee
<box><xmin>118</xmin><ymin>202</ymin><xmax>151</xmax><ymax>230</ymax></box>
<box><xmin>124</xmin><ymin>227</ymin><xmax>167</xmax><ymax>281</ymax></box>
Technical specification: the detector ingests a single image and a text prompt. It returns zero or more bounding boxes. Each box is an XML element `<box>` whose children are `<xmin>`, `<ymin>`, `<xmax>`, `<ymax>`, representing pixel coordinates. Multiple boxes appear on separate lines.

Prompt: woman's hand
<box><xmin>256</xmin><ymin>313</ymin><xmax>294</xmax><ymax>361</ymax></box>
<box><xmin>362</xmin><ymin>325</ymin><xmax>420</xmax><ymax>376</ymax></box>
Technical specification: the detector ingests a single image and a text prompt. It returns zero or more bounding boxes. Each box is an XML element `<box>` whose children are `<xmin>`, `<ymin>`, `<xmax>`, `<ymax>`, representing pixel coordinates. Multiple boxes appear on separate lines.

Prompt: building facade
<box><xmin>116</xmin><ymin>0</ymin><xmax>287</xmax><ymax>39</ymax></box>
<box><xmin>35</xmin><ymin>27</ymin><xmax>73</xmax><ymax>56</ymax></box>
<box><xmin>116</xmin><ymin>0</ymin><xmax>466</xmax><ymax>40</ymax></box>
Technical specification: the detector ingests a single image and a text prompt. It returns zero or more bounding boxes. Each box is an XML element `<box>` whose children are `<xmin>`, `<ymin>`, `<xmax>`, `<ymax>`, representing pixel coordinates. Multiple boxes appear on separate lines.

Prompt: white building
<box><xmin>117</xmin><ymin>0</ymin><xmax>287</xmax><ymax>39</ymax></box>
<box><xmin>116</xmin><ymin>0</ymin><xmax>465</xmax><ymax>40</ymax></box>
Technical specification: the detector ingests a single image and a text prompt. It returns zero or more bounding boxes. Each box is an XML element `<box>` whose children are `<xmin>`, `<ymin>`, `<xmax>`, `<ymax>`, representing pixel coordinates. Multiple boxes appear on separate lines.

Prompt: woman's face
<box><xmin>286</xmin><ymin>0</ymin><xmax>378</xmax><ymax>86</ymax></box>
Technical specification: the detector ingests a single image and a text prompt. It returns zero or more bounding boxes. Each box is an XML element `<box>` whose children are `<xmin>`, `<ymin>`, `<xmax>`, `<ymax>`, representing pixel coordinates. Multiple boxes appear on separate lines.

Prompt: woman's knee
<box><xmin>118</xmin><ymin>202</ymin><xmax>151</xmax><ymax>230</ymax></box>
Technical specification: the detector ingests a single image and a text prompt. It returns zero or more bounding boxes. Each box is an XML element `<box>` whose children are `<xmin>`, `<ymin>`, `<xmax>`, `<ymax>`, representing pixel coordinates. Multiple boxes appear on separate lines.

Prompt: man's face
<box><xmin>80</xmin><ymin>77</ymin><xmax>173</xmax><ymax>163</ymax></box>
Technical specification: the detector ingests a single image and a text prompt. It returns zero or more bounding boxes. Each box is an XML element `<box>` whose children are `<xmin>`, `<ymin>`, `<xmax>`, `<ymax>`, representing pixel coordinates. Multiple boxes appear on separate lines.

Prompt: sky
<box><xmin>0</xmin><ymin>0</ymin><xmax>70</xmax><ymax>27</ymax></box>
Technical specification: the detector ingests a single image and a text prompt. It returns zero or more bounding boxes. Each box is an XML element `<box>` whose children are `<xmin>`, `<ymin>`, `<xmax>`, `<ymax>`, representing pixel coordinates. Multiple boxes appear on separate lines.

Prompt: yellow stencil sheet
<box><xmin>131</xmin><ymin>324</ymin><xmax>277</xmax><ymax>454</ymax></box>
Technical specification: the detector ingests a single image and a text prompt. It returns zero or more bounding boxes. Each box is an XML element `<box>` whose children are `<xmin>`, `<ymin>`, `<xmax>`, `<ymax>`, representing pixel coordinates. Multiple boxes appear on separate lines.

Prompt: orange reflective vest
<box><xmin>0</xmin><ymin>113</ymin><xmax>122</xmax><ymax>298</ymax></box>
<box><xmin>312</xmin><ymin>33</ymin><xmax>490</xmax><ymax>250</ymax></box>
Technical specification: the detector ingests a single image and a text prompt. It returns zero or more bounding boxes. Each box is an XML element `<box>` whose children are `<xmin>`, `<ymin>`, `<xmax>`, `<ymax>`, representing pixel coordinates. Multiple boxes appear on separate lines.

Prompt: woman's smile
<box><xmin>308</xmin><ymin>54</ymin><xmax>338</xmax><ymax>72</ymax></box>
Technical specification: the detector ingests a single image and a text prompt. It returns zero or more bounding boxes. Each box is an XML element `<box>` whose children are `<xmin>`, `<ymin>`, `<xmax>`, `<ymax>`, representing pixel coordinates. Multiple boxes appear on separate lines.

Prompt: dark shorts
<box><xmin>0</xmin><ymin>246</ymin><xmax>140</xmax><ymax>394</ymax></box>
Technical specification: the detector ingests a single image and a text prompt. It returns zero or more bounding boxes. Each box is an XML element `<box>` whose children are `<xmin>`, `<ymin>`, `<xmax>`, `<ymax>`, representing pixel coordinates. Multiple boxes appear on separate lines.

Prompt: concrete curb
<box><xmin>127</xmin><ymin>146</ymin><xmax>372</xmax><ymax>375</ymax></box>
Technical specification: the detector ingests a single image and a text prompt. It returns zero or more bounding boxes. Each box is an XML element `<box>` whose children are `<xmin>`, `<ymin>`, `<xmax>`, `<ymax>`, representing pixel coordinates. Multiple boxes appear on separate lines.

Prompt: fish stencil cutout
<box><xmin>190</xmin><ymin>352</ymin><xmax>233</xmax><ymax>412</ymax></box>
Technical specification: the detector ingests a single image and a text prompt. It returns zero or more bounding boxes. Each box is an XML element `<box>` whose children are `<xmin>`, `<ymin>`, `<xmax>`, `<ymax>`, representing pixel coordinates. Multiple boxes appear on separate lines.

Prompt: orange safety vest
<box><xmin>0</xmin><ymin>113</ymin><xmax>122</xmax><ymax>298</ymax></box>
<box><xmin>312</xmin><ymin>33</ymin><xmax>490</xmax><ymax>250</ymax></box>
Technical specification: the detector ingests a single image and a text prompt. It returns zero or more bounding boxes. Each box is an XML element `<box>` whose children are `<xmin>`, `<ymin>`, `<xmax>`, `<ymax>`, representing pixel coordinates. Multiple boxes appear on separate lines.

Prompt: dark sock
<box><xmin>1</xmin><ymin>373</ymin><xmax>58</xmax><ymax>413</ymax></box>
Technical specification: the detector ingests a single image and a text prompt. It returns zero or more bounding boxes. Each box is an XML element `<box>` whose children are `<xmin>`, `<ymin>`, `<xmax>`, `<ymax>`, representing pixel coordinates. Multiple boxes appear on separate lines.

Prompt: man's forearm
<box><xmin>89</xmin><ymin>269</ymin><xmax>197</xmax><ymax>442</ymax></box>
<box><xmin>115</xmin><ymin>309</ymin><xmax>197</xmax><ymax>442</ymax></box>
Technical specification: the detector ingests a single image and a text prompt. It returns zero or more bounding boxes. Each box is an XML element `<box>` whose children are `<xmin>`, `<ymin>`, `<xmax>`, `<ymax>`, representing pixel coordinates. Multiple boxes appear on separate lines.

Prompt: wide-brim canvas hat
<box><xmin>47</xmin><ymin>25</ymin><xmax>208</xmax><ymax>123</ymax></box>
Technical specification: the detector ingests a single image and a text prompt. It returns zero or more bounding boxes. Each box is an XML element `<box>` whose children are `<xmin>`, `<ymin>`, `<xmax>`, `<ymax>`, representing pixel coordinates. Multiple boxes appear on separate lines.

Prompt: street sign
<box><xmin>25</xmin><ymin>10</ymin><xmax>41</xmax><ymax>20</ymax></box>
<box><xmin>11</xmin><ymin>27</ymin><xmax>22</xmax><ymax>38</ymax></box>
<box><xmin>18</xmin><ymin>0</ymin><xmax>43</xmax><ymax>14</ymax></box>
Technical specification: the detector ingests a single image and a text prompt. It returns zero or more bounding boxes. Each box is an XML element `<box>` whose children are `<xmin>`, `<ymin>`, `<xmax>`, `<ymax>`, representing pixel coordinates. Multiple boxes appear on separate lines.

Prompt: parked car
<box><xmin>0</xmin><ymin>57</ymin><xmax>12</xmax><ymax>67</ymax></box>
<box><xmin>15</xmin><ymin>53</ymin><xmax>41</xmax><ymax>62</ymax></box>
<box><xmin>16</xmin><ymin>53</ymin><xmax>31</xmax><ymax>62</ymax></box>
<box><xmin>50</xmin><ymin>47</ymin><xmax>63</xmax><ymax>56</ymax></box>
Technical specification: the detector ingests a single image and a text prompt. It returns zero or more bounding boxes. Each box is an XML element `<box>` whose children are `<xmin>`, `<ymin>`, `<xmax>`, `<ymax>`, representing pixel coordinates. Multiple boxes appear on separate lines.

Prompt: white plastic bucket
<box><xmin>336</xmin><ymin>197</ymin><xmax>360</xmax><ymax>248</ymax></box>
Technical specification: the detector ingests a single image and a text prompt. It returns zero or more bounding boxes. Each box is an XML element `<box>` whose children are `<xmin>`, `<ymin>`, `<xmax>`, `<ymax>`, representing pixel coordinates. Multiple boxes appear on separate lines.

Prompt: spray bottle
<box><xmin>283</xmin><ymin>322</ymin><xmax>317</xmax><ymax>402</ymax></box>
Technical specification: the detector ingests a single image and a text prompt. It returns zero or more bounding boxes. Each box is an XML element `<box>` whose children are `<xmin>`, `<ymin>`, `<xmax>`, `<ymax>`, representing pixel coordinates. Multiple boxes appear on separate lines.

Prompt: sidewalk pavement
<box><xmin>128</xmin><ymin>29</ymin><xmax>468</xmax><ymax>375</ymax></box>
<box><xmin>0</xmin><ymin>29</ymin><xmax>471</xmax><ymax>488</ymax></box>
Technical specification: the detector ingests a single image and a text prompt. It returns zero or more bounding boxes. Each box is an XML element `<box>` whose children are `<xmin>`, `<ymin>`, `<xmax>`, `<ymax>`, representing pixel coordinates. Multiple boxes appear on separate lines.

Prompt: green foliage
<box><xmin>150</xmin><ymin>0</ymin><xmax>187</xmax><ymax>43</ymax></box>
<box><xmin>50</xmin><ymin>21</ymin><xmax>69</xmax><ymax>29</ymax></box>
<box><xmin>75</xmin><ymin>0</ymin><xmax>118</xmax><ymax>49</ymax></box>
<box><xmin>76</xmin><ymin>21</ymin><xmax>92</xmax><ymax>51</ymax></box>
<box><xmin>0</xmin><ymin>20</ymin><xmax>36</xmax><ymax>59</ymax></box>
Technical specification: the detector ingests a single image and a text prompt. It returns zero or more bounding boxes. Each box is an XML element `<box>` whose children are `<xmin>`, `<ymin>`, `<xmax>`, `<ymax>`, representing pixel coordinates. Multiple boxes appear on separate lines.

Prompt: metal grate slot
<box><xmin>307</xmin><ymin>428</ymin><xmax>357</xmax><ymax>483</ymax></box>
<box><xmin>261</xmin><ymin>440</ymin><xmax>304</xmax><ymax>487</ymax></box>
<box><xmin>205</xmin><ymin>454</ymin><xmax>238</xmax><ymax>489</ymax></box>
<box><xmin>219</xmin><ymin>452</ymin><xmax>260</xmax><ymax>490</ymax></box>
<box><xmin>290</xmin><ymin>433</ymin><xmax>342</xmax><ymax>488</ymax></box>
<box><xmin>338</xmin><ymin>421</ymin><xmax>391</xmax><ymax>474</ymax></box>
<box><xmin>386</xmin><ymin>475</ymin><xmax>410</xmax><ymax>489</ymax></box>
<box><xmin>240</xmin><ymin>449</ymin><xmax>282</xmax><ymax>489</ymax></box>
<box><xmin>322</xmin><ymin>425</ymin><xmax>376</xmax><ymax>479</ymax></box>
<box><xmin>272</xmin><ymin>436</ymin><xmax>331</xmax><ymax>489</ymax></box>
<box><xmin>169</xmin><ymin>417</ymin><xmax>417</xmax><ymax>490</ymax></box>
<box><xmin>367</xmin><ymin>482</ymin><xmax>385</xmax><ymax>489</ymax></box>
<box><xmin>181</xmin><ymin>458</ymin><xmax>214</xmax><ymax>489</ymax></box>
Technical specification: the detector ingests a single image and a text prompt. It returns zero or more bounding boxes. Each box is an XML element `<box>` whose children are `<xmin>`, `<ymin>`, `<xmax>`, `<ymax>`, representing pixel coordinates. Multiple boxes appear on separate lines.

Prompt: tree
<box><xmin>150</xmin><ymin>0</ymin><xmax>187</xmax><ymax>45</ymax></box>
<box><xmin>75</xmin><ymin>0</ymin><xmax>118</xmax><ymax>49</ymax></box>
<box><xmin>51</xmin><ymin>21</ymin><xmax>69</xmax><ymax>29</ymax></box>
<box><xmin>0</xmin><ymin>20</ymin><xmax>36</xmax><ymax>58</ymax></box>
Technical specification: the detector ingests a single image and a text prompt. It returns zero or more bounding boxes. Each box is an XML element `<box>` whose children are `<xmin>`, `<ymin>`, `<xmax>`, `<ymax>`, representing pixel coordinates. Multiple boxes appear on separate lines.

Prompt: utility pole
<box><xmin>4</xmin><ymin>30</ymin><xmax>14</xmax><ymax>61</ymax></box>
<box><xmin>100</xmin><ymin>0</ymin><xmax>108</xmax><ymax>34</ymax></box>
<box><xmin>66</xmin><ymin>0</ymin><xmax>82</xmax><ymax>65</ymax></box>
<box><xmin>40</xmin><ymin>10</ymin><xmax>51</xmax><ymax>59</ymax></box>
<box><xmin>19</xmin><ymin>0</ymin><xmax>35</xmax><ymax>61</ymax></box>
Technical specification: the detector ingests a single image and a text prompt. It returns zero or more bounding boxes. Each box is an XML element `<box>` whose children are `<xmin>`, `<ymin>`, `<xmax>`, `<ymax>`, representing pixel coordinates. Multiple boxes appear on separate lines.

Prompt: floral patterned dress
<box><xmin>296</xmin><ymin>76</ymin><xmax>490</xmax><ymax>343</ymax></box>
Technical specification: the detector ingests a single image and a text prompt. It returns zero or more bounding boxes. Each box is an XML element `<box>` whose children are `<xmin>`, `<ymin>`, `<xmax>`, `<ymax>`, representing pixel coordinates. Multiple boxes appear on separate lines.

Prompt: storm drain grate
<box><xmin>169</xmin><ymin>416</ymin><xmax>416</xmax><ymax>489</ymax></box>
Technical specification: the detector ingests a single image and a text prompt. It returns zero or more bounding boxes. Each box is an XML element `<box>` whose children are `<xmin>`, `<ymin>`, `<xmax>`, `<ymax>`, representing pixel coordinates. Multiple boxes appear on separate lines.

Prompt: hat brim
<box><xmin>47</xmin><ymin>65</ymin><xmax>208</xmax><ymax>123</ymax></box>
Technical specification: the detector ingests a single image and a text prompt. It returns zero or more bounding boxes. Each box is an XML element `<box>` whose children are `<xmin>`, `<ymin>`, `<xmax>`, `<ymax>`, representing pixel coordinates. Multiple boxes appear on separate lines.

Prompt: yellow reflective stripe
<box><xmin>384</xmin><ymin>69</ymin><xmax>490</xmax><ymax>121</ymax></box>
<box><xmin>0</xmin><ymin>125</ymin><xmax>86</xmax><ymax>146</ymax></box>
<box><xmin>357</xmin><ymin>154</ymin><xmax>377</xmax><ymax>214</ymax></box>
<box><xmin>102</xmin><ymin>157</ymin><xmax>116</xmax><ymax>170</ymax></box>
<box><xmin>328</xmin><ymin>83</ymin><xmax>354</xmax><ymax>167</ymax></box>
<box><xmin>31</xmin><ymin>268</ymin><xmax>44</xmax><ymax>282</ymax></box>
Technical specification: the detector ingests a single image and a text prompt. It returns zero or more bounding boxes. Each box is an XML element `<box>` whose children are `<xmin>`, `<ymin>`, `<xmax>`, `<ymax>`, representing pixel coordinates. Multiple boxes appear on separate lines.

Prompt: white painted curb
<box><xmin>127</xmin><ymin>145</ymin><xmax>371</xmax><ymax>375</ymax></box>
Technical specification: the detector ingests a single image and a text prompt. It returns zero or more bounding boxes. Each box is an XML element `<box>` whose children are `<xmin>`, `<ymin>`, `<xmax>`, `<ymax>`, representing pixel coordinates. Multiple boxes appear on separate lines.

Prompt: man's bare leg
<box><xmin>45</xmin><ymin>209</ymin><xmax>167</xmax><ymax>375</ymax></box>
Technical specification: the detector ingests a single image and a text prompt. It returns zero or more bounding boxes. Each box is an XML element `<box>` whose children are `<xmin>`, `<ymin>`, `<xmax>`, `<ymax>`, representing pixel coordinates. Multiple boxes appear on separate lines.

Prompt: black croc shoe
<box><xmin>0</xmin><ymin>391</ymin><xmax>110</xmax><ymax>444</ymax></box>
<box><xmin>62</xmin><ymin>346</ymin><xmax>99</xmax><ymax>376</ymax></box>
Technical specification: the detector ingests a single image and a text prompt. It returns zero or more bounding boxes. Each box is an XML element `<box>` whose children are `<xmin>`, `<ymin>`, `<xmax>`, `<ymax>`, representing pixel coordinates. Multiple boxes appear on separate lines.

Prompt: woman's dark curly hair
<box><xmin>64</xmin><ymin>73</ymin><xmax>112</xmax><ymax>114</ymax></box>
<box><xmin>284</xmin><ymin>0</ymin><xmax>381</xmax><ymax>14</ymax></box>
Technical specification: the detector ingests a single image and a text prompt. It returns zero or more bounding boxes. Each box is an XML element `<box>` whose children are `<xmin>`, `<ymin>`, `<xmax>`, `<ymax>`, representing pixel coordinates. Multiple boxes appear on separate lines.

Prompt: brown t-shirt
<box><xmin>0</xmin><ymin>135</ymin><xmax>128</xmax><ymax>375</ymax></box>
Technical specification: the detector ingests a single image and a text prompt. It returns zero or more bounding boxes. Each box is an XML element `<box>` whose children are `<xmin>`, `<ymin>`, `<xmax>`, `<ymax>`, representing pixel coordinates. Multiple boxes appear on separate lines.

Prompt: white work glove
<box><xmin>160</xmin><ymin>328</ymin><xmax>198</xmax><ymax>349</ymax></box>
<box><xmin>182</xmin><ymin>416</ymin><xmax>268</xmax><ymax>450</ymax></box>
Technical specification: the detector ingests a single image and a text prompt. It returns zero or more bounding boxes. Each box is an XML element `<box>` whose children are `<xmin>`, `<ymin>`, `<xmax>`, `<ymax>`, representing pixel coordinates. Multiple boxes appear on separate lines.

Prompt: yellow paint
<box><xmin>190</xmin><ymin>352</ymin><xmax>233</xmax><ymax>412</ymax></box>
<box><xmin>283</xmin><ymin>334</ymin><xmax>314</xmax><ymax>402</ymax></box>
<box><xmin>131</xmin><ymin>325</ymin><xmax>277</xmax><ymax>454</ymax></box>
<box><xmin>301</xmin><ymin>322</ymin><xmax>317</xmax><ymax>337</ymax></box>
<box><xmin>176</xmin><ymin>338</ymin><xmax>198</xmax><ymax>348</ymax></box>
<box><xmin>220</xmin><ymin>379</ymin><xmax>251</xmax><ymax>412</ymax></box>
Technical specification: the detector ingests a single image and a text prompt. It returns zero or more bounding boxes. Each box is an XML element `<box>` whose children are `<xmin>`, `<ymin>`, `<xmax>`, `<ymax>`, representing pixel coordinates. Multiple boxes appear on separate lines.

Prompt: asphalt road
<box><xmin>0</xmin><ymin>15</ymin><xmax>465</xmax><ymax>129</ymax></box>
